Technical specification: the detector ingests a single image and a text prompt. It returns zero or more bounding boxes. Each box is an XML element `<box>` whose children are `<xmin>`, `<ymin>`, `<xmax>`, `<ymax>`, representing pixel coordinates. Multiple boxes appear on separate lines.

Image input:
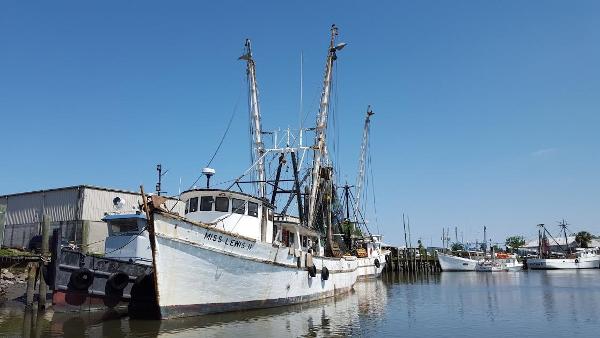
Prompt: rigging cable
<box><xmin>367</xmin><ymin>141</ymin><xmax>380</xmax><ymax>235</ymax></box>
<box><xmin>188</xmin><ymin>79</ymin><xmax>244</xmax><ymax>190</ymax></box>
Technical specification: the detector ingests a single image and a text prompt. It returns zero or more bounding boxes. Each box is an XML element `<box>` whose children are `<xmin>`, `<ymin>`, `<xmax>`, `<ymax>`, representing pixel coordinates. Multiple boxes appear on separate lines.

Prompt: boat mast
<box><xmin>308</xmin><ymin>24</ymin><xmax>345</xmax><ymax>227</ymax></box>
<box><xmin>353</xmin><ymin>106</ymin><xmax>374</xmax><ymax>220</ymax></box>
<box><xmin>240</xmin><ymin>39</ymin><xmax>266</xmax><ymax>198</ymax></box>
<box><xmin>559</xmin><ymin>219</ymin><xmax>570</xmax><ymax>254</ymax></box>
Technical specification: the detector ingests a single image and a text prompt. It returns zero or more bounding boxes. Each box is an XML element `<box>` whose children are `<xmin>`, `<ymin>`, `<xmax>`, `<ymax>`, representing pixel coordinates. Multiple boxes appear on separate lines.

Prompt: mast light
<box><xmin>334</xmin><ymin>42</ymin><xmax>347</xmax><ymax>51</ymax></box>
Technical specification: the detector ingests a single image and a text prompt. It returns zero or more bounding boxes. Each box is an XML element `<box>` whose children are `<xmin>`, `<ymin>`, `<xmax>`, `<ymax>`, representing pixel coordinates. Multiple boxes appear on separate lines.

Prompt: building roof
<box><xmin>0</xmin><ymin>185</ymin><xmax>143</xmax><ymax>199</ymax></box>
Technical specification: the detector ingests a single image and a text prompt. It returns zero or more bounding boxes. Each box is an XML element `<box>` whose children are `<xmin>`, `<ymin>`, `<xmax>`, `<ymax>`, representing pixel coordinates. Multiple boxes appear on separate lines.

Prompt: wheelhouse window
<box><xmin>200</xmin><ymin>196</ymin><xmax>214</xmax><ymax>211</ymax></box>
<box><xmin>185</xmin><ymin>199</ymin><xmax>189</xmax><ymax>214</ymax></box>
<box><xmin>248</xmin><ymin>201</ymin><xmax>258</xmax><ymax>217</ymax></box>
<box><xmin>232</xmin><ymin>198</ymin><xmax>246</xmax><ymax>214</ymax></box>
<box><xmin>215</xmin><ymin>197</ymin><xmax>229</xmax><ymax>212</ymax></box>
<box><xmin>107</xmin><ymin>218</ymin><xmax>143</xmax><ymax>235</ymax></box>
<box><xmin>189</xmin><ymin>197</ymin><xmax>199</xmax><ymax>213</ymax></box>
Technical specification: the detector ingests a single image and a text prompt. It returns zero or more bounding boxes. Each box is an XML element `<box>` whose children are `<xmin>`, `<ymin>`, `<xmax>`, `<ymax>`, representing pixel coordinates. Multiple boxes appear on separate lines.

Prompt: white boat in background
<box><xmin>437</xmin><ymin>251</ymin><xmax>480</xmax><ymax>271</ymax></box>
<box><xmin>527</xmin><ymin>222</ymin><xmax>600</xmax><ymax>270</ymax></box>
<box><xmin>475</xmin><ymin>253</ymin><xmax>523</xmax><ymax>272</ymax></box>
<box><xmin>528</xmin><ymin>248</ymin><xmax>600</xmax><ymax>270</ymax></box>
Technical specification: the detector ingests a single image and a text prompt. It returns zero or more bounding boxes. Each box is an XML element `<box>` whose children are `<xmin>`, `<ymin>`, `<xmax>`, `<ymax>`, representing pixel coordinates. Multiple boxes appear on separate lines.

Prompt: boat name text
<box><xmin>203</xmin><ymin>231</ymin><xmax>254</xmax><ymax>250</ymax></box>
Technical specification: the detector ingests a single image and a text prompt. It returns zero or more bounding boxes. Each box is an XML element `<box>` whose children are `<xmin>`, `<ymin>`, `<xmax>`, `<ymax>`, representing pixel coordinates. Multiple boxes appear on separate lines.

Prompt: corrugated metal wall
<box><xmin>2</xmin><ymin>188</ymin><xmax>81</xmax><ymax>249</ymax></box>
<box><xmin>2</xmin><ymin>185</ymin><xmax>185</xmax><ymax>251</ymax></box>
<box><xmin>4</xmin><ymin>188</ymin><xmax>80</xmax><ymax>226</ymax></box>
<box><xmin>0</xmin><ymin>197</ymin><xmax>6</xmax><ymax>246</ymax></box>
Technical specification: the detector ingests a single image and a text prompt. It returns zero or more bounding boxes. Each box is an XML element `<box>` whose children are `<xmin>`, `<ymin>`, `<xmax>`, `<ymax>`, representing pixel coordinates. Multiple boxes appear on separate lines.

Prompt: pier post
<box><xmin>25</xmin><ymin>262</ymin><xmax>37</xmax><ymax>308</ymax></box>
<box><xmin>38</xmin><ymin>215</ymin><xmax>50</xmax><ymax>310</ymax></box>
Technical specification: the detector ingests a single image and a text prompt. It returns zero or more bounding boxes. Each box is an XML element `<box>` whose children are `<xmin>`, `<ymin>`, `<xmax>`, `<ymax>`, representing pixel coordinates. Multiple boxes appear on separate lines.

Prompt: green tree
<box><xmin>575</xmin><ymin>231</ymin><xmax>593</xmax><ymax>248</ymax></box>
<box><xmin>505</xmin><ymin>236</ymin><xmax>526</xmax><ymax>251</ymax></box>
<box><xmin>450</xmin><ymin>242</ymin><xmax>464</xmax><ymax>251</ymax></box>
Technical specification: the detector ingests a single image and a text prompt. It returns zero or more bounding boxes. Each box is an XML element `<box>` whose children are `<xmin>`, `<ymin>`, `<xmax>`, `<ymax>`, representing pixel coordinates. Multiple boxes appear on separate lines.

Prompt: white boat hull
<box><xmin>150</xmin><ymin>212</ymin><xmax>359</xmax><ymax>319</ymax></box>
<box><xmin>437</xmin><ymin>253</ymin><xmax>478</xmax><ymax>271</ymax></box>
<box><xmin>527</xmin><ymin>257</ymin><xmax>600</xmax><ymax>270</ymax></box>
<box><xmin>356</xmin><ymin>252</ymin><xmax>387</xmax><ymax>280</ymax></box>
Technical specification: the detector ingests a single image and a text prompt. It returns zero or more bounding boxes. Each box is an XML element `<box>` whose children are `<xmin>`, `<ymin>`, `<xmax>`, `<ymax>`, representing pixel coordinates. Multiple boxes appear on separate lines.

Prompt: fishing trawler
<box><xmin>527</xmin><ymin>222</ymin><xmax>600</xmax><ymax>270</ymax></box>
<box><xmin>137</xmin><ymin>25</ymin><xmax>365</xmax><ymax>319</ymax></box>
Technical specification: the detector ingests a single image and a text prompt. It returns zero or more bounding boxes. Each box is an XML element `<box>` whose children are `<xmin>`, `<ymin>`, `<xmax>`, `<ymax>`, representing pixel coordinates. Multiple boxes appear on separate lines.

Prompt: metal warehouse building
<box><xmin>0</xmin><ymin>185</ymin><xmax>184</xmax><ymax>253</ymax></box>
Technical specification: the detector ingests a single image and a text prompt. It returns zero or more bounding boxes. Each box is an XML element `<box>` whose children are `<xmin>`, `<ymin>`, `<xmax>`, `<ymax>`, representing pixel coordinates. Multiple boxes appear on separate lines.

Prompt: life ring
<box><xmin>575</xmin><ymin>259</ymin><xmax>579</xmax><ymax>264</ymax></box>
<box><xmin>321</xmin><ymin>266</ymin><xmax>330</xmax><ymax>280</ymax></box>
<box><xmin>107</xmin><ymin>271</ymin><xmax>130</xmax><ymax>291</ymax></box>
<box><xmin>69</xmin><ymin>268</ymin><xmax>94</xmax><ymax>290</ymax></box>
<box><xmin>307</xmin><ymin>265</ymin><xmax>317</xmax><ymax>278</ymax></box>
<box><xmin>374</xmin><ymin>258</ymin><xmax>381</xmax><ymax>268</ymax></box>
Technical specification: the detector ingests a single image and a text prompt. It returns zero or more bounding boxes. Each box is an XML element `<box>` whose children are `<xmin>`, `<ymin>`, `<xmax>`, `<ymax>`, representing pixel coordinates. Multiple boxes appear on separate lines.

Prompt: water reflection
<box><xmin>0</xmin><ymin>280</ymin><xmax>389</xmax><ymax>337</ymax></box>
<box><xmin>2</xmin><ymin>271</ymin><xmax>600</xmax><ymax>337</ymax></box>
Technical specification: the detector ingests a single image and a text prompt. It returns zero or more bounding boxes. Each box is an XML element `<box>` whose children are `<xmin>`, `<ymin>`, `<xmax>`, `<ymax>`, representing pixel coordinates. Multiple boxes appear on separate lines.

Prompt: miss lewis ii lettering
<box><xmin>203</xmin><ymin>231</ymin><xmax>254</xmax><ymax>250</ymax></box>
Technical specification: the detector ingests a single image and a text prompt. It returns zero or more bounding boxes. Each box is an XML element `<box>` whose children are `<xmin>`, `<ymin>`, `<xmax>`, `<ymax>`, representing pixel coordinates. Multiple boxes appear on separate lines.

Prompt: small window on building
<box><xmin>189</xmin><ymin>197</ymin><xmax>199</xmax><ymax>213</ymax></box>
<box><xmin>215</xmin><ymin>197</ymin><xmax>229</xmax><ymax>212</ymax></box>
<box><xmin>200</xmin><ymin>196</ymin><xmax>214</xmax><ymax>211</ymax></box>
<box><xmin>232</xmin><ymin>198</ymin><xmax>246</xmax><ymax>214</ymax></box>
<box><xmin>248</xmin><ymin>202</ymin><xmax>258</xmax><ymax>217</ymax></box>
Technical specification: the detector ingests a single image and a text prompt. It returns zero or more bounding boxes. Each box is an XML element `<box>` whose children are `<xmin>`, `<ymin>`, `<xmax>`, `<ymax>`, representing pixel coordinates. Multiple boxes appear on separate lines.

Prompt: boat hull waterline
<box><xmin>148</xmin><ymin>212</ymin><xmax>359</xmax><ymax>319</ymax></box>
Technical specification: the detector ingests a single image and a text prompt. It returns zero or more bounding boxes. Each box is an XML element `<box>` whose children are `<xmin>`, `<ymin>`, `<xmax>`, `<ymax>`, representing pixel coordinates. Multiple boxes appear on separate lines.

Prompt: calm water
<box><xmin>2</xmin><ymin>270</ymin><xmax>600</xmax><ymax>337</ymax></box>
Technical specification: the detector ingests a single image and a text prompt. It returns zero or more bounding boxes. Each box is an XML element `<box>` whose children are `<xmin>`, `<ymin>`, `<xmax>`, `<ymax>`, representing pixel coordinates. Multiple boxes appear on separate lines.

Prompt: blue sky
<box><xmin>1</xmin><ymin>1</ymin><xmax>599</xmax><ymax>246</ymax></box>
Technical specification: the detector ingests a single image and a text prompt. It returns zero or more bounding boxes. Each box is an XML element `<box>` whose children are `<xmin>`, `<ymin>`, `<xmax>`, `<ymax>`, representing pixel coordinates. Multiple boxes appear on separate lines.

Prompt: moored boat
<box><xmin>50</xmin><ymin>211</ymin><xmax>153</xmax><ymax>312</ymax></box>
<box><xmin>527</xmin><ymin>221</ymin><xmax>600</xmax><ymax>270</ymax></box>
<box><xmin>134</xmin><ymin>24</ymin><xmax>365</xmax><ymax>319</ymax></box>
<box><xmin>437</xmin><ymin>251</ymin><xmax>480</xmax><ymax>271</ymax></box>
<box><xmin>143</xmin><ymin>191</ymin><xmax>359</xmax><ymax>319</ymax></box>
<box><xmin>475</xmin><ymin>254</ymin><xmax>522</xmax><ymax>272</ymax></box>
<box><xmin>527</xmin><ymin>248</ymin><xmax>600</xmax><ymax>270</ymax></box>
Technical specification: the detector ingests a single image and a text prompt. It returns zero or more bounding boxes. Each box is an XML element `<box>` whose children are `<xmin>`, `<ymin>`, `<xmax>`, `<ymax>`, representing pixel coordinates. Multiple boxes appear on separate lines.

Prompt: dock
<box><xmin>383</xmin><ymin>247</ymin><xmax>442</xmax><ymax>273</ymax></box>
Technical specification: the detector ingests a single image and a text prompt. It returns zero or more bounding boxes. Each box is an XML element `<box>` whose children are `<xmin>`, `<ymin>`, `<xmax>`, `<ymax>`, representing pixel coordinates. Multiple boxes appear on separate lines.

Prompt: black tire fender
<box><xmin>321</xmin><ymin>266</ymin><xmax>330</xmax><ymax>281</ymax></box>
<box><xmin>107</xmin><ymin>271</ymin><xmax>130</xmax><ymax>291</ymax></box>
<box><xmin>69</xmin><ymin>268</ymin><xmax>94</xmax><ymax>290</ymax></box>
<box><xmin>575</xmin><ymin>259</ymin><xmax>579</xmax><ymax>264</ymax></box>
<box><xmin>307</xmin><ymin>264</ymin><xmax>317</xmax><ymax>278</ymax></box>
<box><xmin>374</xmin><ymin>258</ymin><xmax>381</xmax><ymax>268</ymax></box>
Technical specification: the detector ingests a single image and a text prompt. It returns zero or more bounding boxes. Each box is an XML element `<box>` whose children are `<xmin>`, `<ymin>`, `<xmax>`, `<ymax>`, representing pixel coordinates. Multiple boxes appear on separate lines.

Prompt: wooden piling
<box><xmin>38</xmin><ymin>215</ymin><xmax>50</xmax><ymax>310</ymax></box>
<box><xmin>25</xmin><ymin>262</ymin><xmax>37</xmax><ymax>308</ymax></box>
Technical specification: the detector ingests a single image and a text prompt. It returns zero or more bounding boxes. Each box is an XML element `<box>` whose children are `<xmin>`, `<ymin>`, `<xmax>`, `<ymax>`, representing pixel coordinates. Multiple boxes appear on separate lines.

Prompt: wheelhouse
<box><xmin>102</xmin><ymin>212</ymin><xmax>152</xmax><ymax>265</ymax></box>
<box><xmin>181</xmin><ymin>189</ymin><xmax>274</xmax><ymax>243</ymax></box>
